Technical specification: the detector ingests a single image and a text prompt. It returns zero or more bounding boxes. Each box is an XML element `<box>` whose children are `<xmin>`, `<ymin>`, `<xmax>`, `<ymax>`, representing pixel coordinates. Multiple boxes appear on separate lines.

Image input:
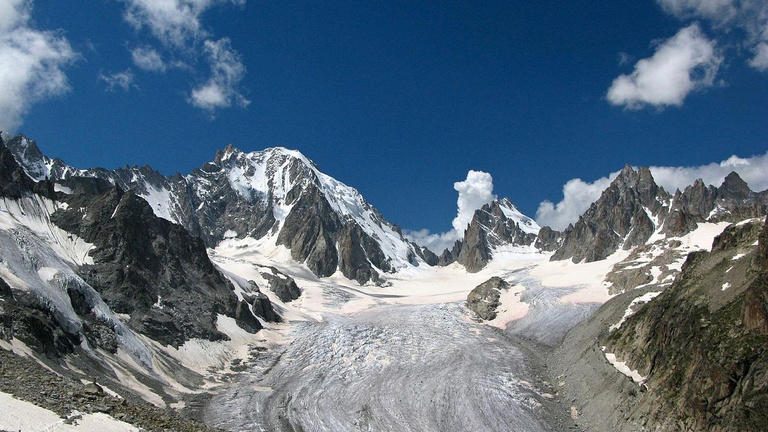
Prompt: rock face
<box><xmin>6</xmin><ymin>136</ymin><xmax>424</xmax><ymax>285</ymax></box>
<box><xmin>0</xmin><ymin>138</ymin><xmax>275</xmax><ymax>351</ymax></box>
<box><xmin>466</xmin><ymin>277</ymin><xmax>510</xmax><ymax>320</ymax></box>
<box><xmin>259</xmin><ymin>267</ymin><xmax>302</xmax><ymax>303</ymax></box>
<box><xmin>552</xmin><ymin>165</ymin><xmax>768</xmax><ymax>264</ymax></box>
<box><xmin>441</xmin><ymin>198</ymin><xmax>540</xmax><ymax>272</ymax></box>
<box><xmin>603</xmin><ymin>218</ymin><xmax>768</xmax><ymax>431</ymax></box>
<box><xmin>534</xmin><ymin>226</ymin><xmax>563</xmax><ymax>251</ymax></box>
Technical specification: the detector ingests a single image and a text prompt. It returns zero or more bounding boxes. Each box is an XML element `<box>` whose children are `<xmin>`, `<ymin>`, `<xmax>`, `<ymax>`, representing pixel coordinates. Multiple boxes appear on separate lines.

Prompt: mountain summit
<box><xmin>5</xmin><ymin>137</ymin><xmax>425</xmax><ymax>285</ymax></box>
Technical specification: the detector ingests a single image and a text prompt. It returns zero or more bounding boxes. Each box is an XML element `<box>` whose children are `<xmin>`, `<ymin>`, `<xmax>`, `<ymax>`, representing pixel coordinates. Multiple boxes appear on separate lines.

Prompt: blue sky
<box><xmin>2</xmin><ymin>0</ymin><xmax>768</xmax><ymax>242</ymax></box>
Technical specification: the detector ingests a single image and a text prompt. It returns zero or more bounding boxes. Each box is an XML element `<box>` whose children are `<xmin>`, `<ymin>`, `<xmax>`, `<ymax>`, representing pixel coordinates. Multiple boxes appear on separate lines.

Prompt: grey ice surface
<box><xmin>205</xmin><ymin>300</ymin><xmax>577</xmax><ymax>432</ymax></box>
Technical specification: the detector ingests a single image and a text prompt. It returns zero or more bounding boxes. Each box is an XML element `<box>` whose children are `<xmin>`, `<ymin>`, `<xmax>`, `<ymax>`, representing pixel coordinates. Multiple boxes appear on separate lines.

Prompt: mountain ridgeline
<box><xmin>6</xmin><ymin>136</ymin><xmax>768</xmax><ymax>279</ymax></box>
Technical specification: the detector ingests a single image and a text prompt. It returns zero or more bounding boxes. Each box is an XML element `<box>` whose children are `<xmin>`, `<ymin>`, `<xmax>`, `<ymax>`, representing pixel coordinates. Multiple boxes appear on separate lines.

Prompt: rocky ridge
<box><xmin>5</xmin><ymin>136</ymin><xmax>423</xmax><ymax>285</ymax></box>
<box><xmin>439</xmin><ymin>198</ymin><xmax>540</xmax><ymax>272</ymax></box>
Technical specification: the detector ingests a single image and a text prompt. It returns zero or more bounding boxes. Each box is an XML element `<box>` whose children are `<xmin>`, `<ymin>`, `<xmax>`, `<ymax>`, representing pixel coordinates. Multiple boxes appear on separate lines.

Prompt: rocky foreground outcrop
<box><xmin>466</xmin><ymin>277</ymin><xmax>510</xmax><ymax>320</ymax></box>
<box><xmin>553</xmin><ymin>218</ymin><xmax>768</xmax><ymax>432</ymax></box>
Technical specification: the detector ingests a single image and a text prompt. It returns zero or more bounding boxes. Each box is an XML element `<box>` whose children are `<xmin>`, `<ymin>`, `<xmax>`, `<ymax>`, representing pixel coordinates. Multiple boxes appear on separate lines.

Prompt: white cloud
<box><xmin>404</xmin><ymin>228</ymin><xmax>460</xmax><ymax>255</ymax></box>
<box><xmin>607</xmin><ymin>24</ymin><xmax>720</xmax><ymax>109</ymax></box>
<box><xmin>535</xmin><ymin>175</ymin><xmax>617</xmax><ymax>231</ymax></box>
<box><xmin>535</xmin><ymin>152</ymin><xmax>768</xmax><ymax>230</ymax></box>
<box><xmin>131</xmin><ymin>46</ymin><xmax>166</xmax><ymax>72</ymax></box>
<box><xmin>749</xmin><ymin>42</ymin><xmax>768</xmax><ymax>71</ymax></box>
<box><xmin>189</xmin><ymin>38</ymin><xmax>248</xmax><ymax>110</ymax></box>
<box><xmin>122</xmin><ymin>0</ymin><xmax>243</xmax><ymax>48</ymax></box>
<box><xmin>0</xmin><ymin>0</ymin><xmax>76</xmax><ymax>133</ymax></box>
<box><xmin>657</xmin><ymin>0</ymin><xmax>768</xmax><ymax>72</ymax></box>
<box><xmin>406</xmin><ymin>170</ymin><xmax>497</xmax><ymax>253</ymax></box>
<box><xmin>452</xmin><ymin>170</ymin><xmax>496</xmax><ymax>234</ymax></box>
<box><xmin>99</xmin><ymin>69</ymin><xmax>136</xmax><ymax>92</ymax></box>
<box><xmin>121</xmin><ymin>1</ymin><xmax>249</xmax><ymax>112</ymax></box>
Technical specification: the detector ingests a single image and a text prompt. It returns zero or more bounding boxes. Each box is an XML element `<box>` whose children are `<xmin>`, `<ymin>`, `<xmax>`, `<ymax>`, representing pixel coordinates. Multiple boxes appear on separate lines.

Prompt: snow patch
<box><xmin>609</xmin><ymin>291</ymin><xmax>661</xmax><ymax>331</ymax></box>
<box><xmin>602</xmin><ymin>347</ymin><xmax>647</xmax><ymax>385</ymax></box>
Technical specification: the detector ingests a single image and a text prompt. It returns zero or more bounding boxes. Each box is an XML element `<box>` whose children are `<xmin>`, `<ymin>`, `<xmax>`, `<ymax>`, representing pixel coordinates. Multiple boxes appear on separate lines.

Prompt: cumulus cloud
<box><xmin>607</xmin><ymin>24</ymin><xmax>720</xmax><ymax>109</ymax></box>
<box><xmin>536</xmin><ymin>152</ymin><xmax>768</xmax><ymax>230</ymax></box>
<box><xmin>99</xmin><ymin>69</ymin><xmax>136</xmax><ymax>92</ymax></box>
<box><xmin>452</xmin><ymin>170</ymin><xmax>496</xmax><ymax>234</ymax></box>
<box><xmin>657</xmin><ymin>0</ymin><xmax>768</xmax><ymax>71</ymax></box>
<box><xmin>189</xmin><ymin>38</ymin><xmax>248</xmax><ymax>110</ymax></box>
<box><xmin>131</xmin><ymin>46</ymin><xmax>166</xmax><ymax>72</ymax></box>
<box><xmin>0</xmin><ymin>0</ymin><xmax>76</xmax><ymax>133</ymax></box>
<box><xmin>535</xmin><ymin>175</ymin><xmax>617</xmax><ymax>231</ymax></box>
<box><xmin>406</xmin><ymin>170</ymin><xmax>497</xmax><ymax>253</ymax></box>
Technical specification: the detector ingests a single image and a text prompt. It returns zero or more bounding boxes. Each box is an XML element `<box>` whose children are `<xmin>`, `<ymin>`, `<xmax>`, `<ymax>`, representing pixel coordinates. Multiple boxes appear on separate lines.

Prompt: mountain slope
<box><xmin>601</xmin><ymin>218</ymin><xmax>768</xmax><ymax>431</ymax></box>
<box><xmin>439</xmin><ymin>198</ymin><xmax>541</xmax><ymax>272</ymax></box>
<box><xmin>6</xmin><ymin>137</ymin><xmax>423</xmax><ymax>285</ymax></box>
<box><xmin>552</xmin><ymin>165</ymin><xmax>768</xmax><ymax>265</ymax></box>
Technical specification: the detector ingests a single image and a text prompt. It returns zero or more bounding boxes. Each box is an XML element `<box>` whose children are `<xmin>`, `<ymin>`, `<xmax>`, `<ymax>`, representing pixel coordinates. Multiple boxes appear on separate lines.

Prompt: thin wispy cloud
<box><xmin>131</xmin><ymin>46</ymin><xmax>166</xmax><ymax>72</ymax></box>
<box><xmin>657</xmin><ymin>0</ymin><xmax>768</xmax><ymax>71</ymax></box>
<box><xmin>99</xmin><ymin>69</ymin><xmax>137</xmax><ymax>92</ymax></box>
<box><xmin>536</xmin><ymin>152</ymin><xmax>768</xmax><ymax>230</ymax></box>
<box><xmin>607</xmin><ymin>24</ymin><xmax>721</xmax><ymax>109</ymax></box>
<box><xmin>189</xmin><ymin>38</ymin><xmax>248</xmax><ymax>110</ymax></box>
<box><xmin>0</xmin><ymin>0</ymin><xmax>76</xmax><ymax>132</ymax></box>
<box><xmin>120</xmin><ymin>0</ymin><xmax>248</xmax><ymax>113</ymax></box>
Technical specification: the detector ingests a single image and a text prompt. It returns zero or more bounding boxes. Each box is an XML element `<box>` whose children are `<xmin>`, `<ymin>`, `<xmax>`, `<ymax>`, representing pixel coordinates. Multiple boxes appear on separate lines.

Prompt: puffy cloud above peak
<box><xmin>406</xmin><ymin>170</ymin><xmax>497</xmax><ymax>253</ymax></box>
<box><xmin>452</xmin><ymin>170</ymin><xmax>497</xmax><ymax>234</ymax></box>
<box><xmin>607</xmin><ymin>24</ymin><xmax>721</xmax><ymax>109</ymax></box>
<box><xmin>536</xmin><ymin>152</ymin><xmax>768</xmax><ymax>230</ymax></box>
<box><xmin>0</xmin><ymin>0</ymin><xmax>76</xmax><ymax>132</ymax></box>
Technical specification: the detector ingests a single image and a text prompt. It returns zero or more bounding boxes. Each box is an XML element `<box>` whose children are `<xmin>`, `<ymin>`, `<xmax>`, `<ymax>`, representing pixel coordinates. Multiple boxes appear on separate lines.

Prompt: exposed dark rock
<box><xmin>245</xmin><ymin>291</ymin><xmax>280</xmax><ymax>323</ymax></box>
<box><xmin>602</xmin><ymin>217</ymin><xmax>768</xmax><ymax>431</ymax></box>
<box><xmin>445</xmin><ymin>199</ymin><xmax>538</xmax><ymax>272</ymax></box>
<box><xmin>6</xmin><ymin>137</ymin><xmax>422</xmax><ymax>285</ymax></box>
<box><xmin>552</xmin><ymin>166</ymin><xmax>670</xmax><ymax>263</ymax></box>
<box><xmin>259</xmin><ymin>269</ymin><xmax>302</xmax><ymax>302</ymax></box>
<box><xmin>437</xmin><ymin>241</ymin><xmax>462</xmax><ymax>266</ymax></box>
<box><xmin>466</xmin><ymin>277</ymin><xmax>510</xmax><ymax>320</ymax></box>
<box><xmin>411</xmin><ymin>243</ymin><xmax>439</xmax><ymax>266</ymax></box>
<box><xmin>534</xmin><ymin>226</ymin><xmax>562</xmax><ymax>251</ymax></box>
<box><xmin>49</xmin><ymin>181</ymin><xmax>258</xmax><ymax>347</ymax></box>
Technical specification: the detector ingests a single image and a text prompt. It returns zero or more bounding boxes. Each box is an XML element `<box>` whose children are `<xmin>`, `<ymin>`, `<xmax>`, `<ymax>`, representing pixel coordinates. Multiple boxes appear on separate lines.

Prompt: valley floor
<box><xmin>204</xmin><ymin>302</ymin><xmax>577</xmax><ymax>432</ymax></box>
<box><xmin>199</xmin><ymin>245</ymin><xmax>612</xmax><ymax>432</ymax></box>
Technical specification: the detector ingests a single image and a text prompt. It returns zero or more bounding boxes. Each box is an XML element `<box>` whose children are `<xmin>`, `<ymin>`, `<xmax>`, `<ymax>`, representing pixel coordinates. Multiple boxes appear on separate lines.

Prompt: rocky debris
<box><xmin>604</xmin><ymin>242</ymin><xmax>682</xmax><ymax>294</ymax></box>
<box><xmin>441</xmin><ymin>199</ymin><xmax>538</xmax><ymax>272</ymax></box>
<box><xmin>466</xmin><ymin>277</ymin><xmax>510</xmax><ymax>320</ymax></box>
<box><xmin>0</xmin><ymin>349</ymin><xmax>221</xmax><ymax>432</ymax></box>
<box><xmin>259</xmin><ymin>268</ymin><xmax>302</xmax><ymax>302</ymax></box>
